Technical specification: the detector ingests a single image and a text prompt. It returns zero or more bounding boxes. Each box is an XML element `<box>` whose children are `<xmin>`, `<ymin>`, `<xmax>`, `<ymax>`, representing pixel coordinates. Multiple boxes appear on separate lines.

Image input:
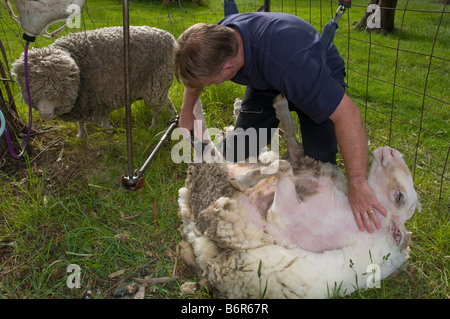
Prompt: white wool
<box><xmin>178</xmin><ymin>146</ymin><xmax>418</xmax><ymax>299</ymax></box>
<box><xmin>180</xmin><ymin>192</ymin><xmax>407</xmax><ymax>298</ymax></box>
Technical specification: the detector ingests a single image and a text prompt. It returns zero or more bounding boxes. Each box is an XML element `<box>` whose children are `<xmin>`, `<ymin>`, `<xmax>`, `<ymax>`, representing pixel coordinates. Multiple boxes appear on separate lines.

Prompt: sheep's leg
<box><xmin>99</xmin><ymin>116</ymin><xmax>114</xmax><ymax>135</ymax></box>
<box><xmin>272</xmin><ymin>94</ymin><xmax>304</xmax><ymax>163</ymax></box>
<box><xmin>149</xmin><ymin>97</ymin><xmax>177</xmax><ymax>128</ymax></box>
<box><xmin>229</xmin><ymin>166</ymin><xmax>263</xmax><ymax>190</ymax></box>
<box><xmin>233</xmin><ymin>98</ymin><xmax>242</xmax><ymax>123</ymax></box>
<box><xmin>143</xmin><ymin>95</ymin><xmax>162</xmax><ymax>128</ymax></box>
<box><xmin>267</xmin><ymin>160</ymin><xmax>301</xmax><ymax>225</ymax></box>
<box><xmin>228</xmin><ymin>95</ymin><xmax>303</xmax><ymax>190</ymax></box>
<box><xmin>77</xmin><ymin>122</ymin><xmax>87</xmax><ymax>139</ymax></box>
<box><xmin>191</xmin><ymin>98</ymin><xmax>225</xmax><ymax>163</ymax></box>
<box><xmin>151</xmin><ymin>107</ymin><xmax>160</xmax><ymax>128</ymax></box>
<box><xmin>192</xmin><ymin>98</ymin><xmax>208</xmax><ymax>142</ymax></box>
<box><xmin>229</xmin><ymin>160</ymin><xmax>281</xmax><ymax>191</ymax></box>
<box><xmin>167</xmin><ymin>97</ymin><xmax>177</xmax><ymax>117</ymax></box>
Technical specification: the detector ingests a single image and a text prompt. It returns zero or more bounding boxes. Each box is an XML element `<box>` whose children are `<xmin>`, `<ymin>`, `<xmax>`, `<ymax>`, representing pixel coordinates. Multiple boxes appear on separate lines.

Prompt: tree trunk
<box><xmin>0</xmin><ymin>39</ymin><xmax>23</xmax><ymax>157</ymax></box>
<box><xmin>357</xmin><ymin>0</ymin><xmax>398</xmax><ymax>34</ymax></box>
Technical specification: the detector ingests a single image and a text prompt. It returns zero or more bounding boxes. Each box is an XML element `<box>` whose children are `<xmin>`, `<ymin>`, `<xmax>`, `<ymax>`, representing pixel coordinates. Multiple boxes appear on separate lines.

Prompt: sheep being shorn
<box><xmin>178</xmin><ymin>96</ymin><xmax>420</xmax><ymax>298</ymax></box>
<box><xmin>12</xmin><ymin>26</ymin><xmax>177</xmax><ymax>139</ymax></box>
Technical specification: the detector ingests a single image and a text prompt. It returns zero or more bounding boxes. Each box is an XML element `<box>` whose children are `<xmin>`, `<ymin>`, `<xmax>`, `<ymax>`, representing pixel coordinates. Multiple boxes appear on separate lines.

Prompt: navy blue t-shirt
<box><xmin>218</xmin><ymin>12</ymin><xmax>346</xmax><ymax>124</ymax></box>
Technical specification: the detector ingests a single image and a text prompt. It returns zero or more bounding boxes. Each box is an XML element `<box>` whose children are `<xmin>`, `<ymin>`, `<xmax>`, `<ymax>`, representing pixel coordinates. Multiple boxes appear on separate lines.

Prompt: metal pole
<box><xmin>133</xmin><ymin>114</ymin><xmax>179</xmax><ymax>181</ymax></box>
<box><xmin>123</xmin><ymin>0</ymin><xmax>133</xmax><ymax>178</ymax></box>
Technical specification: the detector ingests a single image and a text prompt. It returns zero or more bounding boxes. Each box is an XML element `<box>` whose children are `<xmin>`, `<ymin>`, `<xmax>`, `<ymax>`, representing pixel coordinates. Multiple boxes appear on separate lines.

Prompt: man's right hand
<box><xmin>179</xmin><ymin>86</ymin><xmax>203</xmax><ymax>139</ymax></box>
<box><xmin>179</xmin><ymin>107</ymin><xmax>195</xmax><ymax>139</ymax></box>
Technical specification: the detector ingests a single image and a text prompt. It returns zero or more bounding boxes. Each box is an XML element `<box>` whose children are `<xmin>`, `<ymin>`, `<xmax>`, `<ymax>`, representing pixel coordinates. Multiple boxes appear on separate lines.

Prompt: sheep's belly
<box><xmin>236</xmin><ymin>179</ymin><xmax>366</xmax><ymax>253</ymax></box>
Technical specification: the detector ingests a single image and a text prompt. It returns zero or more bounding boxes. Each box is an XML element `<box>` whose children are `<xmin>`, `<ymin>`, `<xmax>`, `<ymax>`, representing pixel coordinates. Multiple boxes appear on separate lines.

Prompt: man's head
<box><xmin>174</xmin><ymin>23</ymin><xmax>239</xmax><ymax>88</ymax></box>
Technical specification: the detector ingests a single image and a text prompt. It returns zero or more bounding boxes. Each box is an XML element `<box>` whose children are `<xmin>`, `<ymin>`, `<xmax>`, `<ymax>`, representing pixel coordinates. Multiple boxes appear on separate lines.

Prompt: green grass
<box><xmin>0</xmin><ymin>0</ymin><xmax>448</xmax><ymax>299</ymax></box>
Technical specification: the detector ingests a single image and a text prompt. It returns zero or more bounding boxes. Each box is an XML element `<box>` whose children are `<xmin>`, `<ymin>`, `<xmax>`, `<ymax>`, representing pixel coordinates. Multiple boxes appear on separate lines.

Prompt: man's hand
<box><xmin>347</xmin><ymin>177</ymin><xmax>387</xmax><ymax>233</ymax></box>
<box><xmin>330</xmin><ymin>93</ymin><xmax>387</xmax><ymax>233</ymax></box>
<box><xmin>179</xmin><ymin>86</ymin><xmax>203</xmax><ymax>139</ymax></box>
<box><xmin>179</xmin><ymin>106</ymin><xmax>195</xmax><ymax>139</ymax></box>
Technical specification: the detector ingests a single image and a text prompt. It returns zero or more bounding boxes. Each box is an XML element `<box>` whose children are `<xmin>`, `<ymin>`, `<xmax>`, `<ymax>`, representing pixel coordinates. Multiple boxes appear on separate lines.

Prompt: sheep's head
<box><xmin>368</xmin><ymin>146</ymin><xmax>419</xmax><ymax>248</ymax></box>
<box><xmin>11</xmin><ymin>47</ymin><xmax>80</xmax><ymax>120</ymax></box>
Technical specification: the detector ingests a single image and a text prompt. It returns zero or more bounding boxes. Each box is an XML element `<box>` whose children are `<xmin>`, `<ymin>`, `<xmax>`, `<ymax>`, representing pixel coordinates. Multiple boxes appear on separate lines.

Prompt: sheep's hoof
<box><xmin>104</xmin><ymin>129</ymin><xmax>115</xmax><ymax>135</ymax></box>
<box><xmin>277</xmin><ymin>159</ymin><xmax>292</xmax><ymax>172</ymax></box>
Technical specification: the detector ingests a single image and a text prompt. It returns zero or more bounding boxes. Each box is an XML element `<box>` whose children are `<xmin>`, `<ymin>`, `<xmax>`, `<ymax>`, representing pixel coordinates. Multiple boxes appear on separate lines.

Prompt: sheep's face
<box><xmin>12</xmin><ymin>47</ymin><xmax>80</xmax><ymax>120</ymax></box>
<box><xmin>368</xmin><ymin>146</ymin><xmax>419</xmax><ymax>247</ymax></box>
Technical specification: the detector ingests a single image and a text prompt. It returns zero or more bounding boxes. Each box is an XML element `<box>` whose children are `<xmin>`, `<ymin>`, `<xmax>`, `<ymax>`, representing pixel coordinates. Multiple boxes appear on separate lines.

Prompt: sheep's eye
<box><xmin>395</xmin><ymin>191</ymin><xmax>405</xmax><ymax>205</ymax></box>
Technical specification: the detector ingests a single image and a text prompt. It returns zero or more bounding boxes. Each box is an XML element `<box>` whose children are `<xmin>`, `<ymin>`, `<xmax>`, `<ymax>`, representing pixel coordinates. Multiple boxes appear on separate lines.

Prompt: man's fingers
<box><xmin>368</xmin><ymin>209</ymin><xmax>381</xmax><ymax>230</ymax></box>
<box><xmin>374</xmin><ymin>203</ymin><xmax>387</xmax><ymax>217</ymax></box>
<box><xmin>353</xmin><ymin>210</ymin><xmax>382</xmax><ymax>233</ymax></box>
<box><xmin>353</xmin><ymin>211</ymin><xmax>365</xmax><ymax>232</ymax></box>
<box><xmin>362</xmin><ymin>212</ymin><xmax>374</xmax><ymax>233</ymax></box>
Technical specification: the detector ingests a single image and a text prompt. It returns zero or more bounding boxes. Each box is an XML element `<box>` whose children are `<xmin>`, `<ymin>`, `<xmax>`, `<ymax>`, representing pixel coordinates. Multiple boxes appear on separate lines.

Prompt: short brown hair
<box><xmin>174</xmin><ymin>23</ymin><xmax>239</xmax><ymax>88</ymax></box>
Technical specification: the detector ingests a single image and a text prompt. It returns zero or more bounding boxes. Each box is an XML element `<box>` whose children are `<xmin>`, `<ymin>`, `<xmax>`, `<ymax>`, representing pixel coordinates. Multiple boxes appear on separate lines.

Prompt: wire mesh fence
<box><xmin>0</xmin><ymin>0</ymin><xmax>448</xmax><ymax>204</ymax></box>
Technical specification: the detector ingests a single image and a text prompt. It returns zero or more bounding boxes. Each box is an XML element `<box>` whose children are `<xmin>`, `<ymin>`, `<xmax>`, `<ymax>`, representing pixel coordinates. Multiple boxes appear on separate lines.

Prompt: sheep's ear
<box><xmin>67</xmin><ymin>65</ymin><xmax>80</xmax><ymax>80</ymax></box>
<box><xmin>403</xmin><ymin>231</ymin><xmax>412</xmax><ymax>250</ymax></box>
<box><xmin>416</xmin><ymin>201</ymin><xmax>422</xmax><ymax>213</ymax></box>
<box><xmin>62</xmin><ymin>56</ymin><xmax>80</xmax><ymax>81</ymax></box>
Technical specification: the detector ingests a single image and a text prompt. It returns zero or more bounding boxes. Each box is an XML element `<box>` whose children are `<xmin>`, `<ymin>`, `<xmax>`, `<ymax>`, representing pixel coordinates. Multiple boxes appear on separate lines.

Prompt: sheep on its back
<box><xmin>12</xmin><ymin>26</ymin><xmax>177</xmax><ymax>139</ymax></box>
<box><xmin>178</xmin><ymin>96</ymin><xmax>420</xmax><ymax>298</ymax></box>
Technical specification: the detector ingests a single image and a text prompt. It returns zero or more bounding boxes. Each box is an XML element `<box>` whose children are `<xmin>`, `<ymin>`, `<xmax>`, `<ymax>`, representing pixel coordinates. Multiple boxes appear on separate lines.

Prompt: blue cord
<box><xmin>0</xmin><ymin>109</ymin><xmax>5</xmax><ymax>137</ymax></box>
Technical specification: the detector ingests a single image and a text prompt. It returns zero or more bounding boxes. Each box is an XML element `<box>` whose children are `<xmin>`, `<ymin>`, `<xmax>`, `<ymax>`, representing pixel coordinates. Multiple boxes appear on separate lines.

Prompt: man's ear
<box><xmin>222</xmin><ymin>59</ymin><xmax>236</xmax><ymax>71</ymax></box>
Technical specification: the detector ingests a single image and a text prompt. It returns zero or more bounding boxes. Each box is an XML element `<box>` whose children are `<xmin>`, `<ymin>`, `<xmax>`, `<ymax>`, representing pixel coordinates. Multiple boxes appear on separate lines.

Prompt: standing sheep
<box><xmin>12</xmin><ymin>26</ymin><xmax>177</xmax><ymax>139</ymax></box>
<box><xmin>178</xmin><ymin>95</ymin><xmax>420</xmax><ymax>298</ymax></box>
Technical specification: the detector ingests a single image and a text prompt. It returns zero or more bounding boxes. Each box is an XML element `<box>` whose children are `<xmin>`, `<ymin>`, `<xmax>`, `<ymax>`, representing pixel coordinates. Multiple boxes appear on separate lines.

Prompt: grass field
<box><xmin>0</xmin><ymin>0</ymin><xmax>448</xmax><ymax>299</ymax></box>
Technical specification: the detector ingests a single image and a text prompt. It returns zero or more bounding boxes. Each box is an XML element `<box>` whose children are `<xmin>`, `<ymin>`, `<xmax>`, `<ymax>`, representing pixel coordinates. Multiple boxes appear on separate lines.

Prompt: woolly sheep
<box><xmin>178</xmin><ymin>95</ymin><xmax>420</xmax><ymax>298</ymax></box>
<box><xmin>12</xmin><ymin>26</ymin><xmax>177</xmax><ymax>139</ymax></box>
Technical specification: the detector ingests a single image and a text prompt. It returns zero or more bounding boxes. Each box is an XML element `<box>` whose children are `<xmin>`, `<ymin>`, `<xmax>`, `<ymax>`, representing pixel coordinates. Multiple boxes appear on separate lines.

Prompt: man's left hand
<box><xmin>347</xmin><ymin>178</ymin><xmax>387</xmax><ymax>233</ymax></box>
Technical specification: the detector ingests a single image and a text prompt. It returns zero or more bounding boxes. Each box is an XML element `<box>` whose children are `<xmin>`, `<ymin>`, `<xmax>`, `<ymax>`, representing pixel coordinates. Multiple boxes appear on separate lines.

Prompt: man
<box><xmin>174</xmin><ymin>8</ymin><xmax>386</xmax><ymax>233</ymax></box>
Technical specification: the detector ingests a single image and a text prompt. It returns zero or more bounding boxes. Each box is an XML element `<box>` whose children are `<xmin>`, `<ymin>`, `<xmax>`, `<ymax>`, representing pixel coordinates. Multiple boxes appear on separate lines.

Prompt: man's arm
<box><xmin>329</xmin><ymin>93</ymin><xmax>387</xmax><ymax>233</ymax></box>
<box><xmin>179</xmin><ymin>86</ymin><xmax>203</xmax><ymax>137</ymax></box>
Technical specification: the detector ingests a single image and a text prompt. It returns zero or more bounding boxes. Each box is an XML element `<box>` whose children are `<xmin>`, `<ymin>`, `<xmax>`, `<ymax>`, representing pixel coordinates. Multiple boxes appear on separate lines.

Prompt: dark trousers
<box><xmin>224</xmin><ymin>0</ymin><xmax>239</xmax><ymax>16</ymax></box>
<box><xmin>222</xmin><ymin>87</ymin><xmax>338</xmax><ymax>164</ymax></box>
